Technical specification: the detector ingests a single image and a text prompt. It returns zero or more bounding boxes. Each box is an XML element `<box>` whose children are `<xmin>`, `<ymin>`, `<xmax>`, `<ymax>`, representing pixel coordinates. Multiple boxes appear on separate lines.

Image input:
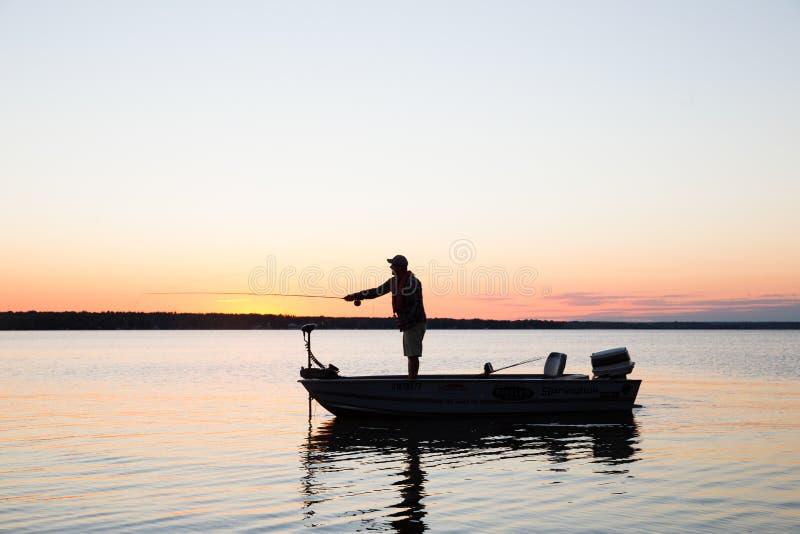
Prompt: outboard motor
<box><xmin>591</xmin><ymin>347</ymin><xmax>635</xmax><ymax>379</ymax></box>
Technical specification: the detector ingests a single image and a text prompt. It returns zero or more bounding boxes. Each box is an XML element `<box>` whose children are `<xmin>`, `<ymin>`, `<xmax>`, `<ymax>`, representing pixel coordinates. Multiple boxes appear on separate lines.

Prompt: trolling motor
<box><xmin>299</xmin><ymin>323</ymin><xmax>340</xmax><ymax>379</ymax></box>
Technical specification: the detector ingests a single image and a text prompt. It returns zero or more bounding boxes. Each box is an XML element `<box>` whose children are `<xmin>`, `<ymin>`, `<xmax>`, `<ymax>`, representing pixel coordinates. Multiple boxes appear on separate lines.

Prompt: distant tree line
<box><xmin>1</xmin><ymin>311</ymin><xmax>798</xmax><ymax>330</ymax></box>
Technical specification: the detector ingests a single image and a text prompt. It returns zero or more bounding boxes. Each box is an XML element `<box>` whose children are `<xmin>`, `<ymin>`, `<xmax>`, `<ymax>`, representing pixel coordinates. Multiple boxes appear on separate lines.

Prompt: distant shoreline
<box><xmin>1</xmin><ymin>311</ymin><xmax>798</xmax><ymax>330</ymax></box>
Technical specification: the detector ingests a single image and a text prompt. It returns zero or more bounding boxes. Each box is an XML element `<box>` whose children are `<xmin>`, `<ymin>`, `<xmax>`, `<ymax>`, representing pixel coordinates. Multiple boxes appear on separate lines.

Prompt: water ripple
<box><xmin>1</xmin><ymin>330</ymin><xmax>799</xmax><ymax>532</ymax></box>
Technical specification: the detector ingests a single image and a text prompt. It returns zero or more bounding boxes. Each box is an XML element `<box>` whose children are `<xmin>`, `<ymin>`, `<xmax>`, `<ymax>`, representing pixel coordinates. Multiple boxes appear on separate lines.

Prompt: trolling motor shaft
<box><xmin>300</xmin><ymin>323</ymin><xmax>340</xmax><ymax>379</ymax></box>
<box><xmin>301</xmin><ymin>323</ymin><xmax>318</xmax><ymax>368</ymax></box>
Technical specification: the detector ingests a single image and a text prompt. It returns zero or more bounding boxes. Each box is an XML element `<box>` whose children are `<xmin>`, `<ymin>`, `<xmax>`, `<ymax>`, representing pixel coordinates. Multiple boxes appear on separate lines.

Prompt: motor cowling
<box><xmin>591</xmin><ymin>347</ymin><xmax>635</xmax><ymax>379</ymax></box>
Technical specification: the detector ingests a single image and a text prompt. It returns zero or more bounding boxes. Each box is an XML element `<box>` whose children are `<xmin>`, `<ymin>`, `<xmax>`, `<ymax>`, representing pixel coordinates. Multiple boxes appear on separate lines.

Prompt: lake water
<box><xmin>2</xmin><ymin>330</ymin><xmax>799</xmax><ymax>532</ymax></box>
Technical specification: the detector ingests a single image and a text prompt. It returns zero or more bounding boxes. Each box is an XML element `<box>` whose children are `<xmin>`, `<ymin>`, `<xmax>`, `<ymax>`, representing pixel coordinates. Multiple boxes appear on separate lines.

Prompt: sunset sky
<box><xmin>2</xmin><ymin>1</ymin><xmax>798</xmax><ymax>321</ymax></box>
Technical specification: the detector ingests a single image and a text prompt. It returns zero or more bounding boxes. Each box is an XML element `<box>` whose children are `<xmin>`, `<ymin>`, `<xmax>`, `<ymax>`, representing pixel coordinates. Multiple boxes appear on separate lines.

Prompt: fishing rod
<box><xmin>146</xmin><ymin>291</ymin><xmax>344</xmax><ymax>300</ymax></box>
<box><xmin>483</xmin><ymin>355</ymin><xmax>545</xmax><ymax>375</ymax></box>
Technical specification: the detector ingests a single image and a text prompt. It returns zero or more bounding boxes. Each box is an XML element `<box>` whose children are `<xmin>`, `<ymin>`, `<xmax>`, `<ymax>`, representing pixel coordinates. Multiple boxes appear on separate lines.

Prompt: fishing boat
<box><xmin>298</xmin><ymin>324</ymin><xmax>641</xmax><ymax>417</ymax></box>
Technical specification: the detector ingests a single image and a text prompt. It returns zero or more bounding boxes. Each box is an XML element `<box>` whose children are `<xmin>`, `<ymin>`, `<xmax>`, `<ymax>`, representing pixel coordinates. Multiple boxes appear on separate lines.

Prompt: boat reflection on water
<box><xmin>299</xmin><ymin>413</ymin><xmax>640</xmax><ymax>532</ymax></box>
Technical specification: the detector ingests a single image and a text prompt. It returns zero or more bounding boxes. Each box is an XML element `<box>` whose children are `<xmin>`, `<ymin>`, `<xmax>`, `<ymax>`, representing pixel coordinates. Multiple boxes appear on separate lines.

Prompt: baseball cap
<box><xmin>386</xmin><ymin>254</ymin><xmax>408</xmax><ymax>269</ymax></box>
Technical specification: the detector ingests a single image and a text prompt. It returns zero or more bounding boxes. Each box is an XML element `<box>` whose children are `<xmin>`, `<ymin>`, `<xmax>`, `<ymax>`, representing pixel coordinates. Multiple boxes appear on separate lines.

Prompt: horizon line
<box><xmin>2</xmin><ymin>310</ymin><xmax>799</xmax><ymax>328</ymax></box>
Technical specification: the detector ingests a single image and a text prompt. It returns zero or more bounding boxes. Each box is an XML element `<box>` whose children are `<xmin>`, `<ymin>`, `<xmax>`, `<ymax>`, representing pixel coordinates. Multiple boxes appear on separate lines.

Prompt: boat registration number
<box><xmin>391</xmin><ymin>382</ymin><xmax>422</xmax><ymax>392</ymax></box>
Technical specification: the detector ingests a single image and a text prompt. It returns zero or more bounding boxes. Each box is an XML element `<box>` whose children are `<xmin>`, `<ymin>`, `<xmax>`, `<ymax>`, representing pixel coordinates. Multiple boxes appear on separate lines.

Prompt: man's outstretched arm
<box><xmin>344</xmin><ymin>279</ymin><xmax>391</xmax><ymax>301</ymax></box>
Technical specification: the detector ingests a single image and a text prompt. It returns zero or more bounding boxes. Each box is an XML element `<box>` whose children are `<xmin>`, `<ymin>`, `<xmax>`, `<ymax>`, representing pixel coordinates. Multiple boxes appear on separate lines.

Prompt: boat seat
<box><xmin>543</xmin><ymin>352</ymin><xmax>567</xmax><ymax>377</ymax></box>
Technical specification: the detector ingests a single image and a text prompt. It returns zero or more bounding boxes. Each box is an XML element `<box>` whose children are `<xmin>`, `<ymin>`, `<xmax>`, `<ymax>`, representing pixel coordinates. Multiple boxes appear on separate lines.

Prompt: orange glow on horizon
<box><xmin>1</xmin><ymin>254</ymin><xmax>797</xmax><ymax>321</ymax></box>
<box><xmin>3</xmin><ymin>288</ymin><xmax>794</xmax><ymax>323</ymax></box>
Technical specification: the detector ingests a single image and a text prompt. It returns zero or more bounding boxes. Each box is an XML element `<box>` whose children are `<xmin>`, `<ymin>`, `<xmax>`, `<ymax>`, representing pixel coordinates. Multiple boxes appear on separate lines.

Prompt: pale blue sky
<box><xmin>1</xmin><ymin>1</ymin><xmax>798</xmax><ymax>319</ymax></box>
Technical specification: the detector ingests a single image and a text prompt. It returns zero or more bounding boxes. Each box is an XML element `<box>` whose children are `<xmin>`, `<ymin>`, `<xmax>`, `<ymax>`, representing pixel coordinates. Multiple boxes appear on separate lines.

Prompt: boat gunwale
<box><xmin>298</xmin><ymin>373</ymin><xmax>640</xmax><ymax>382</ymax></box>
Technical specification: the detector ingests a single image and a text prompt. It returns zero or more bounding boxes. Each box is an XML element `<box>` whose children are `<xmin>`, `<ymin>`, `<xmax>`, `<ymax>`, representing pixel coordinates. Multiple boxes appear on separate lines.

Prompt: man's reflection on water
<box><xmin>387</xmin><ymin>442</ymin><xmax>426</xmax><ymax>532</ymax></box>
<box><xmin>300</xmin><ymin>413</ymin><xmax>639</xmax><ymax>532</ymax></box>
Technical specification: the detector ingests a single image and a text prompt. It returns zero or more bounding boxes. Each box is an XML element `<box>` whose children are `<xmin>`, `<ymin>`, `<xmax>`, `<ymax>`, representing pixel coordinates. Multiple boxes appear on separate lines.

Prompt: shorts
<box><xmin>402</xmin><ymin>322</ymin><xmax>426</xmax><ymax>357</ymax></box>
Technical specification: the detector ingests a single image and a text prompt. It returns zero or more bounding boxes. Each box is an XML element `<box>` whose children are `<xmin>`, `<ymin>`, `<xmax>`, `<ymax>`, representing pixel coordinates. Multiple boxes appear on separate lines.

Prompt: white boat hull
<box><xmin>300</xmin><ymin>374</ymin><xmax>641</xmax><ymax>417</ymax></box>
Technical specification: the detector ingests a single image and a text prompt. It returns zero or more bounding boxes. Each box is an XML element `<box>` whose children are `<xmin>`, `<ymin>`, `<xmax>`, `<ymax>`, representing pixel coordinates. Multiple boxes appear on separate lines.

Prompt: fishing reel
<box><xmin>343</xmin><ymin>294</ymin><xmax>362</xmax><ymax>306</ymax></box>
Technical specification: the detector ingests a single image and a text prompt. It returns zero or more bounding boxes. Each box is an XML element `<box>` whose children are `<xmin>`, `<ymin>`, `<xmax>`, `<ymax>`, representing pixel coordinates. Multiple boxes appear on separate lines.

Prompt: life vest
<box><xmin>390</xmin><ymin>271</ymin><xmax>411</xmax><ymax>314</ymax></box>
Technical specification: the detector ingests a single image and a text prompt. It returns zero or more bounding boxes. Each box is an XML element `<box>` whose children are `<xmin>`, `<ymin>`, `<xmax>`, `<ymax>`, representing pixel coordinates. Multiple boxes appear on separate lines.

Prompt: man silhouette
<box><xmin>344</xmin><ymin>255</ymin><xmax>427</xmax><ymax>378</ymax></box>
